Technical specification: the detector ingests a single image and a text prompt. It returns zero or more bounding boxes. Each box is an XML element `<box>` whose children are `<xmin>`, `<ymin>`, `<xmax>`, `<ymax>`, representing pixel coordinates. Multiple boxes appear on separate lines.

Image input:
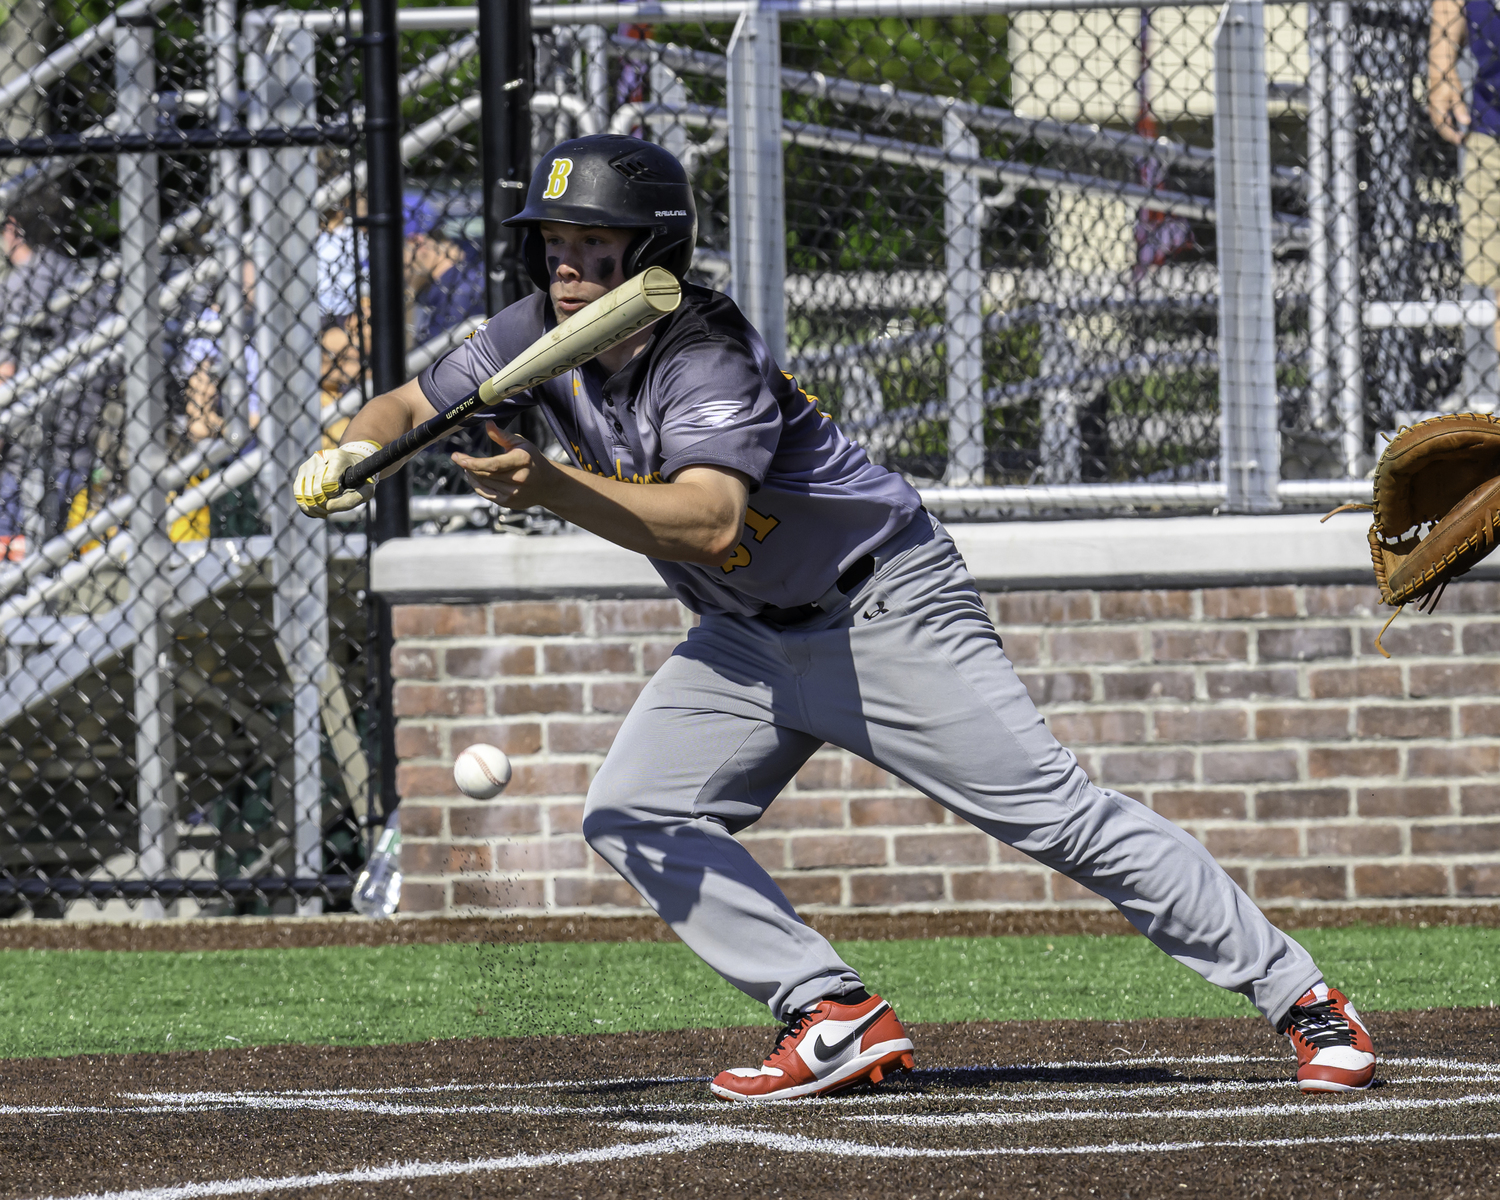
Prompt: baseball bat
<box><xmin>338</xmin><ymin>266</ymin><xmax>683</xmax><ymax>492</ymax></box>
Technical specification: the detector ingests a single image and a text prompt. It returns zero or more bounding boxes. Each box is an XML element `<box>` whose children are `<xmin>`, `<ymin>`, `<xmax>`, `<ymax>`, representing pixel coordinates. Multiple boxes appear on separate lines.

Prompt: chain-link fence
<box><xmin>2</xmin><ymin>0</ymin><xmax>1495</xmax><ymax>916</ymax></box>
<box><xmin>403</xmin><ymin>0</ymin><xmax>1485</xmax><ymax>523</ymax></box>
<box><xmin>0</xmin><ymin>0</ymin><xmax>372</xmax><ymax>917</ymax></box>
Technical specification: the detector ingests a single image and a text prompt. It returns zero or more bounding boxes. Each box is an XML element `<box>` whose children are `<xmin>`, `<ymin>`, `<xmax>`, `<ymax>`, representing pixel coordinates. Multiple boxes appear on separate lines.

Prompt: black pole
<box><xmin>361</xmin><ymin>0</ymin><xmax>407</xmax><ymax>823</ymax></box>
<box><xmin>479</xmin><ymin>0</ymin><xmax>533</xmax><ymax>317</ymax></box>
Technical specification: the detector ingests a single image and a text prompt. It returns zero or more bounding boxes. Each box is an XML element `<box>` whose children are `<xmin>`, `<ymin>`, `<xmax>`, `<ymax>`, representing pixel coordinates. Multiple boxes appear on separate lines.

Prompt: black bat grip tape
<box><xmin>336</xmin><ymin>388</ymin><xmax>485</xmax><ymax>491</ymax></box>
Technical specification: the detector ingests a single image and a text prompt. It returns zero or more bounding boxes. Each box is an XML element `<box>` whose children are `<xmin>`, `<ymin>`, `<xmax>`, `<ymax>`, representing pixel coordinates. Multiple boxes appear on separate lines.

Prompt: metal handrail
<box><xmin>614</xmin><ymin>33</ymin><xmax>1301</xmax><ymax>188</ymax></box>
<box><xmin>0</xmin><ymin>346</ymin><xmax>121</xmax><ymax>439</ymax></box>
<box><xmin>0</xmin><ymin>0</ymin><xmax>177</xmax><ymax>111</ymax></box>
<box><xmin>917</xmin><ymin>478</ymin><xmax>1372</xmax><ymax>515</ymax></box>
<box><xmin>0</xmin><ymin>315</ymin><xmax>126</xmax><ymax>415</ymax></box>
<box><xmin>0</xmin><ymin>438</ymin><xmax>239</xmax><ymax>604</ymax></box>
<box><xmin>282</xmin><ymin>0</ymin><xmax>1227</xmax><ymax>34</ymax></box>
<box><xmin>610</xmin><ymin>99</ymin><xmax>1305</xmax><ymax>233</ymax></box>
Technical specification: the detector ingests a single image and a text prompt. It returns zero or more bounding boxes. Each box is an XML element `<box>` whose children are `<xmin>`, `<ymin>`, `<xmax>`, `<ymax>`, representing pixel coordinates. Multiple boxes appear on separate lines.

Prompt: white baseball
<box><xmin>453</xmin><ymin>743</ymin><xmax>512</xmax><ymax>800</ymax></box>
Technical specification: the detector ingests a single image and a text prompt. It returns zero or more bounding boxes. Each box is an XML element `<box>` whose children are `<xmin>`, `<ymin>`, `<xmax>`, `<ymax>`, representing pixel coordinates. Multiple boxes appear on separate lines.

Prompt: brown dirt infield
<box><xmin>3</xmin><ymin>1008</ymin><xmax>1497</xmax><ymax>1199</ymax></box>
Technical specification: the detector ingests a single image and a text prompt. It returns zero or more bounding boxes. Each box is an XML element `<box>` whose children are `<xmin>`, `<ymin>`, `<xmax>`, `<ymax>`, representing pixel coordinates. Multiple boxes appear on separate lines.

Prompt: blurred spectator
<box><xmin>167</xmin><ymin>310</ymin><xmax>259</xmax><ymax>541</ymax></box>
<box><xmin>175</xmin><ymin>314</ymin><xmax>261</xmax><ymax>446</ymax></box>
<box><xmin>318</xmin><ymin>197</ymin><xmax>367</xmax><ymax>322</ymax></box>
<box><xmin>1431</xmin><ymin>0</ymin><xmax>1500</xmax><ymax>352</ymax></box>
<box><xmin>403</xmin><ymin>191</ymin><xmax>487</xmax><ymax>345</ymax></box>
<box><xmin>319</xmin><ymin>312</ymin><xmax>366</xmax><ymax>447</ymax></box>
<box><xmin>401</xmin><ymin>192</ymin><xmax>498</xmax><ymax>480</ymax></box>
<box><xmin>0</xmin><ymin>186</ymin><xmax>115</xmax><ymax>558</ymax></box>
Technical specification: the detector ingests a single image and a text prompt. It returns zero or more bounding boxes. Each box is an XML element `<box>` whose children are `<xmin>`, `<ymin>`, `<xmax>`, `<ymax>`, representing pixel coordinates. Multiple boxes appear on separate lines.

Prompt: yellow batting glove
<box><xmin>293</xmin><ymin>440</ymin><xmax>382</xmax><ymax>518</ymax></box>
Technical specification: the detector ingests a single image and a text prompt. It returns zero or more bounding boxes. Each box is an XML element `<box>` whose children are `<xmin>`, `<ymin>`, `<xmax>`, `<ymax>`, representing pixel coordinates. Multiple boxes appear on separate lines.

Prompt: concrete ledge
<box><xmin>373</xmin><ymin>529</ymin><xmax>667</xmax><ymax>602</ymax></box>
<box><xmin>372</xmin><ymin>512</ymin><xmax>1500</xmax><ymax>601</ymax></box>
<box><xmin>948</xmin><ymin>512</ymin><xmax>1390</xmax><ymax>591</ymax></box>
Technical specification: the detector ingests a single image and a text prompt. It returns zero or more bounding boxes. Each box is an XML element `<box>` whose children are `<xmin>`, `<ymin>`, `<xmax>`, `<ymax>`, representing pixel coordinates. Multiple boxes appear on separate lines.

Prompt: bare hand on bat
<box><xmin>452</xmin><ymin>421</ymin><xmax>559</xmax><ymax>510</ymax></box>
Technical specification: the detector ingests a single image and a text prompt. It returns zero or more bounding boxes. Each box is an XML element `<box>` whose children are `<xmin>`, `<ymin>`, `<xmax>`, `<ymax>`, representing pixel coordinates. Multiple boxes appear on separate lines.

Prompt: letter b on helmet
<box><xmin>541</xmin><ymin>158</ymin><xmax>573</xmax><ymax>200</ymax></box>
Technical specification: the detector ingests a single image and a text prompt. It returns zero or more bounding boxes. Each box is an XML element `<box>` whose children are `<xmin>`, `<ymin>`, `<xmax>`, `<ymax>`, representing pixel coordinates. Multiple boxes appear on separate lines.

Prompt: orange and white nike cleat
<box><xmin>710</xmin><ymin>993</ymin><xmax>915</xmax><ymax>1101</ymax></box>
<box><xmin>1279</xmin><ymin>983</ymin><xmax>1377</xmax><ymax>1093</ymax></box>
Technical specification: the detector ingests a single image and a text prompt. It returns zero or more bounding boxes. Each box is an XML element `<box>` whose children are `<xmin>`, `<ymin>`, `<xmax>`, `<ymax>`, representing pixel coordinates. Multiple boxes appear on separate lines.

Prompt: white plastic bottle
<box><xmin>352</xmin><ymin>810</ymin><xmax>402</xmax><ymax>918</ymax></box>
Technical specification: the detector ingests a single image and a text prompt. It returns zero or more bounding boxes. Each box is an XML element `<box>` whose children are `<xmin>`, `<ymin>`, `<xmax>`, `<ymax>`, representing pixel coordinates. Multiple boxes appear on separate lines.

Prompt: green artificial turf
<box><xmin>0</xmin><ymin>925</ymin><xmax>1494</xmax><ymax>1059</ymax></box>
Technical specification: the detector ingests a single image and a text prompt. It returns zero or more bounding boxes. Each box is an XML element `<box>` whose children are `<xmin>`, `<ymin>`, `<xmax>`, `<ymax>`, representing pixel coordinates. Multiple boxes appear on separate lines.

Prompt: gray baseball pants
<box><xmin>582</xmin><ymin>514</ymin><xmax>1322</xmax><ymax>1026</ymax></box>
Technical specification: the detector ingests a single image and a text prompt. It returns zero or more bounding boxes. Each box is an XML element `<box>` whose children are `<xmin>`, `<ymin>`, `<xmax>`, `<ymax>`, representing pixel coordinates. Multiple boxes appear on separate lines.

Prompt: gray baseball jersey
<box><xmin>418</xmin><ymin>285</ymin><xmax>921</xmax><ymax>616</ymax></box>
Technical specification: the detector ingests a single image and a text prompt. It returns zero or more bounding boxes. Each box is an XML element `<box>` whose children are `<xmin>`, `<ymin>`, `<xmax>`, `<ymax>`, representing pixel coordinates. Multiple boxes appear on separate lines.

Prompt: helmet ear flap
<box><xmin>622</xmin><ymin>229</ymin><xmax>654</xmax><ymax>279</ymax></box>
<box><xmin>622</xmin><ymin>226</ymin><xmax>695</xmax><ymax>279</ymax></box>
<box><xmin>520</xmin><ymin>226</ymin><xmax>550</xmax><ymax>292</ymax></box>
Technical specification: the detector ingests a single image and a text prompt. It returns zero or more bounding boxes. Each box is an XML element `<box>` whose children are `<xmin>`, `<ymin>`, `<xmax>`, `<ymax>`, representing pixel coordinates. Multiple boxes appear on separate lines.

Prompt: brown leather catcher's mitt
<box><xmin>1364</xmin><ymin>413</ymin><xmax>1500</xmax><ymax>615</ymax></box>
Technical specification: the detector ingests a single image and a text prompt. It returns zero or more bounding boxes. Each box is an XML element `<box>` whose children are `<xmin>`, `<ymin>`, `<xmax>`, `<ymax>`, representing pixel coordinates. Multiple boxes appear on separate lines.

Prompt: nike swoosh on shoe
<box><xmin>812</xmin><ymin>1005</ymin><xmax>889</xmax><ymax>1063</ymax></box>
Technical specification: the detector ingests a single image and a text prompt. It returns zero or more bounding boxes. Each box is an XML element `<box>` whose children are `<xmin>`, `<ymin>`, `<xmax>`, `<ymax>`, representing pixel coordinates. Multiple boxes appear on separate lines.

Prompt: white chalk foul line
<box><xmin>5</xmin><ymin>1067</ymin><xmax>1497</xmax><ymax>1121</ymax></box>
<box><xmin>1381</xmin><ymin>1055</ymin><xmax>1500</xmax><ymax>1072</ymax></box>
<box><xmin>106</xmin><ymin>1055</ymin><xmax>1496</xmax><ymax>1108</ymax></box>
<box><xmin>190</xmin><ymin>1074</ymin><xmax>714</xmax><ymax>1097</ymax></box>
<box><xmin>26</xmin><ymin>1130</ymin><xmax>704</xmax><ymax>1200</ymax></box>
<box><xmin>842</xmin><ymin>1090</ymin><xmax>1500</xmax><ymax>1128</ymax></box>
<box><xmin>5</xmin><ymin>1086</ymin><xmax>1497</xmax><ymax>1128</ymax></box>
<box><xmin>30</xmin><ymin>1079</ymin><xmax>1500</xmax><ymax>1122</ymax></box>
<box><xmin>29</xmin><ymin>1125</ymin><xmax>1500</xmax><ymax>1200</ymax></box>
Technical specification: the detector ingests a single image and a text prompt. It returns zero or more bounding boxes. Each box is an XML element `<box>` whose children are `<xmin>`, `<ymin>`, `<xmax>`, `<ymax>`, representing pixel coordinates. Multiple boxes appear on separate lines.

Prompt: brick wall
<box><xmin>390</xmin><ymin>582</ymin><xmax>1500</xmax><ymax>915</ymax></box>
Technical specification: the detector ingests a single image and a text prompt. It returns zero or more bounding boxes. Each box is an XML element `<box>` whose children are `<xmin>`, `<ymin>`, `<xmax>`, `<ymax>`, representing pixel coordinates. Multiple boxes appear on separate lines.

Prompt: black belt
<box><xmin>755</xmin><ymin>553</ymin><xmax>876</xmax><ymax>627</ymax></box>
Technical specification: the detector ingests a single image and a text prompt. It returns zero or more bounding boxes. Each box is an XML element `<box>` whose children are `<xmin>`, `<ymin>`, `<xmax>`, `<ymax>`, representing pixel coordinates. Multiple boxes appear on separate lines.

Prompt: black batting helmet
<box><xmin>503</xmin><ymin>134</ymin><xmax>697</xmax><ymax>290</ymax></box>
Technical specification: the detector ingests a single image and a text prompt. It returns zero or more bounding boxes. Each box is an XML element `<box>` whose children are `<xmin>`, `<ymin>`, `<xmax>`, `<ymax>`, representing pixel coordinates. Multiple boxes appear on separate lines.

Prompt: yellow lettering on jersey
<box><xmin>542</xmin><ymin>157</ymin><xmax>574</xmax><ymax>199</ymax></box>
<box><xmin>719</xmin><ymin>543</ymin><xmax>752</xmax><ymax>574</ymax></box>
<box><xmin>744</xmin><ymin>506</ymin><xmax>779</xmax><ymax>543</ymax></box>
<box><xmin>568</xmin><ymin>442</ymin><xmax>664</xmax><ymax>485</ymax></box>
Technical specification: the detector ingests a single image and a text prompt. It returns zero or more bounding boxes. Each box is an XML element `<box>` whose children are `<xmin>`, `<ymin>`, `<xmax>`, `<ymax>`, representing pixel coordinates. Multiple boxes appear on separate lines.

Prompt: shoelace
<box><xmin>766</xmin><ymin>1010</ymin><xmax>814</xmax><ymax>1062</ymax></box>
<box><xmin>1286</xmin><ymin>999</ymin><xmax>1355</xmax><ymax>1050</ymax></box>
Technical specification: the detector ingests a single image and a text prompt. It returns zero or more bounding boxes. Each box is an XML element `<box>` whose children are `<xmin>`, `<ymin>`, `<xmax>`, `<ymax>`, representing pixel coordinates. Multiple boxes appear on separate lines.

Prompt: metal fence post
<box><xmin>479</xmin><ymin>0</ymin><xmax>533</xmax><ymax>319</ymax></box>
<box><xmin>250</xmin><ymin>27</ymin><xmax>327</xmax><ymax>914</ymax></box>
<box><xmin>650</xmin><ymin>60</ymin><xmax>691</xmax><ymax>163</ymax></box>
<box><xmin>727</xmin><ymin>1</ymin><xmax>786</xmax><ymax>363</ymax></box>
<box><xmin>1362</xmin><ymin>10</ymin><xmax>1416</xmax><ymax>426</ymax></box>
<box><xmin>211</xmin><ymin>0</ymin><xmax>251</xmax><ymax>443</ymax></box>
<box><xmin>1213</xmin><ymin>0</ymin><xmax>1280</xmax><ymax>511</ymax></box>
<box><xmin>1304</xmin><ymin>2</ymin><xmax>1331</xmax><ymax>428</ymax></box>
<box><xmin>580</xmin><ymin>22</ymin><xmax>608</xmax><ymax>136</ymax></box>
<box><xmin>1039</xmin><ymin>315</ymin><xmax>1082</xmax><ymax>484</ymax></box>
<box><xmin>116</xmin><ymin>11</ymin><xmax>174</xmax><ymax>919</ymax></box>
<box><xmin>1328</xmin><ymin>0</ymin><xmax>1365</xmax><ymax>474</ymax></box>
<box><xmin>943</xmin><ymin>111</ymin><xmax>984</xmax><ymax>486</ymax></box>
<box><xmin>362</xmin><ymin>0</ymin><xmax>409</xmax><ymax>832</ymax></box>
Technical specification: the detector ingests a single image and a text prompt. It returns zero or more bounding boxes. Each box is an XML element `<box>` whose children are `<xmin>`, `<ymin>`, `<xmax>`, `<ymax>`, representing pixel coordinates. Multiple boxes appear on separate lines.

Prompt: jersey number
<box><xmin>720</xmin><ymin>506</ymin><xmax>780</xmax><ymax>574</ymax></box>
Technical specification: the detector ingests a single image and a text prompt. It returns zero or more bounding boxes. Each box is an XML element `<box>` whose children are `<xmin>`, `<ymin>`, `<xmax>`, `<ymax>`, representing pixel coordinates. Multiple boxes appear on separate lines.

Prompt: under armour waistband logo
<box><xmin>862</xmin><ymin>599</ymin><xmax>889</xmax><ymax>620</ymax></box>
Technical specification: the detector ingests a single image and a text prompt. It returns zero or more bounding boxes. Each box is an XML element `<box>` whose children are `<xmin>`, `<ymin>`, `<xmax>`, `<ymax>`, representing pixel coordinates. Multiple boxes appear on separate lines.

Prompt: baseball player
<box><xmin>296</xmin><ymin>134</ymin><xmax>1376</xmax><ymax>1100</ymax></box>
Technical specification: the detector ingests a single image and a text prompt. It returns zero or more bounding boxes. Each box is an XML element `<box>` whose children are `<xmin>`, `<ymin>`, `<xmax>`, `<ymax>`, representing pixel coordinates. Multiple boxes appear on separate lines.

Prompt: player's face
<box><xmin>540</xmin><ymin>223</ymin><xmax>634</xmax><ymax>319</ymax></box>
